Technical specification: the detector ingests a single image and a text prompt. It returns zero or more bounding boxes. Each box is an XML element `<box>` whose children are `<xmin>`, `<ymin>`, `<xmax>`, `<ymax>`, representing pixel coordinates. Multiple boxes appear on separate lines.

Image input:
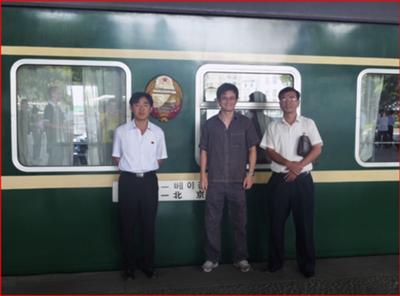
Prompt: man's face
<box><xmin>21</xmin><ymin>101</ymin><xmax>28</xmax><ymax>111</ymax></box>
<box><xmin>108</xmin><ymin>101</ymin><xmax>118</xmax><ymax>114</ymax></box>
<box><xmin>218</xmin><ymin>90</ymin><xmax>238</xmax><ymax>112</ymax></box>
<box><xmin>131</xmin><ymin>97</ymin><xmax>152</xmax><ymax>121</ymax></box>
<box><xmin>279</xmin><ymin>90</ymin><xmax>299</xmax><ymax>114</ymax></box>
<box><xmin>51</xmin><ymin>88</ymin><xmax>62</xmax><ymax>103</ymax></box>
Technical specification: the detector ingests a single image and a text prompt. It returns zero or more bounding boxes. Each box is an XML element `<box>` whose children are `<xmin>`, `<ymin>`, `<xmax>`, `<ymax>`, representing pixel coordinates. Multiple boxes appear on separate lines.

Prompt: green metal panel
<box><xmin>3</xmin><ymin>7</ymin><xmax>398</xmax><ymax>57</ymax></box>
<box><xmin>313</xmin><ymin>183</ymin><xmax>398</xmax><ymax>257</ymax></box>
<box><xmin>2</xmin><ymin>188</ymin><xmax>121</xmax><ymax>274</ymax></box>
<box><xmin>3</xmin><ymin>182</ymin><xmax>397</xmax><ymax>275</ymax></box>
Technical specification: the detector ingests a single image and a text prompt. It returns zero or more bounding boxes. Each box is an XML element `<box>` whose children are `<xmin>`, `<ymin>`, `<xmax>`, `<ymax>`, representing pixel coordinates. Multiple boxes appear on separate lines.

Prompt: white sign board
<box><xmin>159</xmin><ymin>180</ymin><xmax>206</xmax><ymax>201</ymax></box>
<box><xmin>112</xmin><ymin>180</ymin><xmax>206</xmax><ymax>203</ymax></box>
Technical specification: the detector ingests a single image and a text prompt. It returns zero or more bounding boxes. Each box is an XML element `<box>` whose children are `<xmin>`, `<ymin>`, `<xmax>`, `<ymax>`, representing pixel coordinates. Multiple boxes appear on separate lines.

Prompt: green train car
<box><xmin>2</xmin><ymin>2</ymin><xmax>398</xmax><ymax>275</ymax></box>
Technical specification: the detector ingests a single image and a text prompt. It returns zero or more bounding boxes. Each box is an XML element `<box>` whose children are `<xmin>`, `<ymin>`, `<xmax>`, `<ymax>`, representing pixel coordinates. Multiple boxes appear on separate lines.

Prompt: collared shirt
<box><xmin>112</xmin><ymin>120</ymin><xmax>167</xmax><ymax>173</ymax></box>
<box><xmin>199</xmin><ymin>112</ymin><xmax>259</xmax><ymax>183</ymax></box>
<box><xmin>260</xmin><ymin>116</ymin><xmax>323</xmax><ymax>173</ymax></box>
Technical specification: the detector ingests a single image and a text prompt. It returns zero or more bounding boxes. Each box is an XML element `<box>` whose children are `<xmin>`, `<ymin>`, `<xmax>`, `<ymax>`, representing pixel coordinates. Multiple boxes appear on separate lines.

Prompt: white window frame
<box><xmin>194</xmin><ymin>63</ymin><xmax>301</xmax><ymax>167</ymax></box>
<box><xmin>355</xmin><ymin>68</ymin><xmax>399</xmax><ymax>168</ymax></box>
<box><xmin>10</xmin><ymin>58</ymin><xmax>132</xmax><ymax>172</ymax></box>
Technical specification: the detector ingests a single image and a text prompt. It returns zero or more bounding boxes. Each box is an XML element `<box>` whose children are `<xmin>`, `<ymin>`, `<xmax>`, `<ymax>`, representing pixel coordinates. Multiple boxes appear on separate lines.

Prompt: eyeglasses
<box><xmin>279</xmin><ymin>96</ymin><xmax>298</xmax><ymax>102</ymax></box>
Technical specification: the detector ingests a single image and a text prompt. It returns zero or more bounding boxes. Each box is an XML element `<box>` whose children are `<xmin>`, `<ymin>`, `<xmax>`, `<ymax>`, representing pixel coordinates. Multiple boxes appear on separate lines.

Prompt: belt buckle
<box><xmin>135</xmin><ymin>173</ymin><xmax>144</xmax><ymax>178</ymax></box>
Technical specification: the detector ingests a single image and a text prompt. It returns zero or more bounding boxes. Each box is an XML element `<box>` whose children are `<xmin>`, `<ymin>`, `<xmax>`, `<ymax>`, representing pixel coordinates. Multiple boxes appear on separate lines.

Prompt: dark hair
<box><xmin>278</xmin><ymin>87</ymin><xmax>300</xmax><ymax>100</ymax></box>
<box><xmin>216</xmin><ymin>83</ymin><xmax>239</xmax><ymax>100</ymax></box>
<box><xmin>48</xmin><ymin>86</ymin><xmax>61</xmax><ymax>96</ymax></box>
<box><xmin>129</xmin><ymin>92</ymin><xmax>153</xmax><ymax>107</ymax></box>
<box><xmin>249</xmin><ymin>91</ymin><xmax>266</xmax><ymax>102</ymax></box>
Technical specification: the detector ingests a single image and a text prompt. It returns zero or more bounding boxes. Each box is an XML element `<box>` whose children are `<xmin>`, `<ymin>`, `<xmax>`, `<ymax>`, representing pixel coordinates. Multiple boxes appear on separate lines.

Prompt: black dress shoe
<box><xmin>141</xmin><ymin>268</ymin><xmax>157</xmax><ymax>279</ymax></box>
<box><xmin>122</xmin><ymin>269</ymin><xmax>135</xmax><ymax>280</ymax></box>
<box><xmin>302</xmin><ymin>270</ymin><xmax>315</xmax><ymax>278</ymax></box>
<box><xmin>264</xmin><ymin>265</ymin><xmax>282</xmax><ymax>273</ymax></box>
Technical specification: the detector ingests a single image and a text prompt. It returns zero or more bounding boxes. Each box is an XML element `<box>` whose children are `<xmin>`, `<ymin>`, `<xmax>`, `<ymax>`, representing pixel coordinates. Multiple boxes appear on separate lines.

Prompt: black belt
<box><xmin>273</xmin><ymin>171</ymin><xmax>310</xmax><ymax>176</ymax></box>
<box><xmin>121</xmin><ymin>171</ymin><xmax>156</xmax><ymax>178</ymax></box>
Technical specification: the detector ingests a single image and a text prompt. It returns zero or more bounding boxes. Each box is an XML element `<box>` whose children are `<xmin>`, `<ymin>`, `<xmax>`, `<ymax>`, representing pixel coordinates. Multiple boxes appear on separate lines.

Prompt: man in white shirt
<box><xmin>260</xmin><ymin>87</ymin><xmax>322</xmax><ymax>278</ymax></box>
<box><xmin>112</xmin><ymin>92</ymin><xmax>167</xmax><ymax>280</ymax></box>
<box><xmin>377</xmin><ymin>110</ymin><xmax>389</xmax><ymax>148</ymax></box>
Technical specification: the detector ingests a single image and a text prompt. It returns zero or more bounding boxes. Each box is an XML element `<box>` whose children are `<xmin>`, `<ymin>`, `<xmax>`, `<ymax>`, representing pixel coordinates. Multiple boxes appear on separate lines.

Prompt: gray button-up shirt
<box><xmin>199</xmin><ymin>112</ymin><xmax>259</xmax><ymax>183</ymax></box>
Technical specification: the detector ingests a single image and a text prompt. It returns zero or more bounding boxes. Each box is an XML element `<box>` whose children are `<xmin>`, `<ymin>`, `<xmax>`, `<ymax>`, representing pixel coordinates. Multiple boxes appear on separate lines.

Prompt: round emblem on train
<box><xmin>146</xmin><ymin>75</ymin><xmax>183</xmax><ymax>122</ymax></box>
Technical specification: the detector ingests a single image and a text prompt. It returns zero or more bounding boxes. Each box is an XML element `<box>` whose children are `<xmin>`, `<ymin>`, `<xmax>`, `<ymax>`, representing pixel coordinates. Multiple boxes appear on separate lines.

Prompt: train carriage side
<box><xmin>1</xmin><ymin>5</ymin><xmax>398</xmax><ymax>275</ymax></box>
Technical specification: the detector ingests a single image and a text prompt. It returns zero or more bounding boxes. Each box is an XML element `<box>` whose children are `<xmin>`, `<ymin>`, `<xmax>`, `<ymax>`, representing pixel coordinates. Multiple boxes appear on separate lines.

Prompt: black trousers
<box><xmin>388</xmin><ymin>125</ymin><xmax>394</xmax><ymax>142</ymax></box>
<box><xmin>267</xmin><ymin>172</ymin><xmax>315</xmax><ymax>273</ymax></box>
<box><xmin>118</xmin><ymin>171</ymin><xmax>158</xmax><ymax>271</ymax></box>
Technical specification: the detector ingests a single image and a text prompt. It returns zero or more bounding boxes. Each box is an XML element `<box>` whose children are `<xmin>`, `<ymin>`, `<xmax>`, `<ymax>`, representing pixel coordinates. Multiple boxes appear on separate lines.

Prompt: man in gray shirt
<box><xmin>199</xmin><ymin>83</ymin><xmax>259</xmax><ymax>273</ymax></box>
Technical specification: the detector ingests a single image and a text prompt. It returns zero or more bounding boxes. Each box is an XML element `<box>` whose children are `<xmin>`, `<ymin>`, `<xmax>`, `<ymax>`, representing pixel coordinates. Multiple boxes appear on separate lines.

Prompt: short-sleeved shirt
<box><xmin>112</xmin><ymin>120</ymin><xmax>168</xmax><ymax>173</ymax></box>
<box><xmin>388</xmin><ymin>115</ymin><xmax>395</xmax><ymax>126</ymax></box>
<box><xmin>199</xmin><ymin>112</ymin><xmax>259</xmax><ymax>183</ymax></box>
<box><xmin>260</xmin><ymin>116</ymin><xmax>322</xmax><ymax>173</ymax></box>
<box><xmin>377</xmin><ymin>115</ymin><xmax>389</xmax><ymax>131</ymax></box>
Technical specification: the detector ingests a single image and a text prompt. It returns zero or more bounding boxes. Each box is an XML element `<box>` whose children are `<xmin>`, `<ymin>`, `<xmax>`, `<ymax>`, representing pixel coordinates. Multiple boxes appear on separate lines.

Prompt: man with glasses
<box><xmin>260</xmin><ymin>87</ymin><xmax>322</xmax><ymax>278</ymax></box>
<box><xmin>199</xmin><ymin>83</ymin><xmax>259</xmax><ymax>273</ymax></box>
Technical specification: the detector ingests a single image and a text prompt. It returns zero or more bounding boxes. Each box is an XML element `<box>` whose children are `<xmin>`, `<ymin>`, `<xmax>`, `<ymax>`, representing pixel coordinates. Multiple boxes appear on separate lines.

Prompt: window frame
<box><xmin>194</xmin><ymin>63</ymin><xmax>301</xmax><ymax>167</ymax></box>
<box><xmin>10</xmin><ymin>58</ymin><xmax>132</xmax><ymax>172</ymax></box>
<box><xmin>355</xmin><ymin>68</ymin><xmax>399</xmax><ymax>168</ymax></box>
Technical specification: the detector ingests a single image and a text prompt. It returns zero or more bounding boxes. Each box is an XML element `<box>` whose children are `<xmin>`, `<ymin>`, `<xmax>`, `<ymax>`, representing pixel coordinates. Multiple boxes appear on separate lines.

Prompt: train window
<box><xmin>11</xmin><ymin>59</ymin><xmax>131</xmax><ymax>172</ymax></box>
<box><xmin>355</xmin><ymin>69</ymin><xmax>399</xmax><ymax>167</ymax></box>
<box><xmin>195</xmin><ymin>64</ymin><xmax>301</xmax><ymax>168</ymax></box>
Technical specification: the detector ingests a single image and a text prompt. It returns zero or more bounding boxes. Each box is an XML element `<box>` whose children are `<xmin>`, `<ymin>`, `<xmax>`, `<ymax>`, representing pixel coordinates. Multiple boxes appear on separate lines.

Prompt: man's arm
<box><xmin>266</xmin><ymin>147</ymin><xmax>299</xmax><ymax>171</ymax></box>
<box><xmin>267</xmin><ymin>144</ymin><xmax>322</xmax><ymax>182</ymax></box>
<box><xmin>300</xmin><ymin>144</ymin><xmax>322</xmax><ymax>168</ymax></box>
<box><xmin>286</xmin><ymin>144</ymin><xmax>322</xmax><ymax>181</ymax></box>
<box><xmin>156</xmin><ymin>131</ymin><xmax>168</xmax><ymax>166</ymax></box>
<box><xmin>266</xmin><ymin>148</ymin><xmax>301</xmax><ymax>182</ymax></box>
<box><xmin>243</xmin><ymin>146</ymin><xmax>256</xmax><ymax>189</ymax></box>
<box><xmin>199</xmin><ymin>149</ymin><xmax>208</xmax><ymax>192</ymax></box>
<box><xmin>112</xmin><ymin>157</ymin><xmax>120</xmax><ymax>166</ymax></box>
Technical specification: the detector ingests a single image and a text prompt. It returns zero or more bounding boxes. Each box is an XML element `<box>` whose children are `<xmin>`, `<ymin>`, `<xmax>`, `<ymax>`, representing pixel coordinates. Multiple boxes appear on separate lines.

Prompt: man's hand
<box><xmin>286</xmin><ymin>161</ymin><xmax>304</xmax><ymax>175</ymax></box>
<box><xmin>243</xmin><ymin>174</ymin><xmax>254</xmax><ymax>189</ymax></box>
<box><xmin>200</xmin><ymin>174</ymin><xmax>208</xmax><ymax>192</ymax></box>
<box><xmin>284</xmin><ymin>171</ymin><xmax>298</xmax><ymax>182</ymax></box>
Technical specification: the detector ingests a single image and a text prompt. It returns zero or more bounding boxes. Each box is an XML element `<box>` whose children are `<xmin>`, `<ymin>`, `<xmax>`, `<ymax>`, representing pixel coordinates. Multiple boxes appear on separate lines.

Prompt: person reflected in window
<box><xmin>395</xmin><ymin>113</ymin><xmax>400</xmax><ymax>150</ymax></box>
<box><xmin>260</xmin><ymin>87</ymin><xmax>322</xmax><ymax>278</ymax></box>
<box><xmin>199</xmin><ymin>83</ymin><xmax>259</xmax><ymax>273</ymax></box>
<box><xmin>387</xmin><ymin>110</ymin><xmax>395</xmax><ymax>146</ymax></box>
<box><xmin>248</xmin><ymin>91</ymin><xmax>271</xmax><ymax>164</ymax></box>
<box><xmin>43</xmin><ymin>86</ymin><xmax>66</xmax><ymax>165</ymax></box>
<box><xmin>112</xmin><ymin>92</ymin><xmax>167</xmax><ymax>280</ymax></box>
<box><xmin>18</xmin><ymin>99</ymin><xmax>30</xmax><ymax>165</ymax></box>
<box><xmin>30</xmin><ymin>105</ymin><xmax>43</xmax><ymax>165</ymax></box>
<box><xmin>100</xmin><ymin>99</ymin><xmax>121</xmax><ymax>165</ymax></box>
<box><xmin>376</xmin><ymin>110</ymin><xmax>389</xmax><ymax>149</ymax></box>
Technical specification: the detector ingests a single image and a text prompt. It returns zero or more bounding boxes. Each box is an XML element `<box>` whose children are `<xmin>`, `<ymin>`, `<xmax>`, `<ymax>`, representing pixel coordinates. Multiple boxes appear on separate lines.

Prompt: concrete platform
<box><xmin>3</xmin><ymin>255</ymin><xmax>398</xmax><ymax>294</ymax></box>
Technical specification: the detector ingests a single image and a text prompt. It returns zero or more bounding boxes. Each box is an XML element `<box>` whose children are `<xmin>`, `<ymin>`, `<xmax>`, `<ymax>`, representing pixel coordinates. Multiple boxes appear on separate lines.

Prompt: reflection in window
<box><xmin>204</xmin><ymin>72</ymin><xmax>293</xmax><ymax>102</ymax></box>
<box><xmin>196</xmin><ymin>65</ymin><xmax>300</xmax><ymax>167</ymax></box>
<box><xmin>15</xmin><ymin>63</ymin><xmax>128</xmax><ymax>168</ymax></box>
<box><xmin>357</xmin><ymin>70</ymin><xmax>399</xmax><ymax>166</ymax></box>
